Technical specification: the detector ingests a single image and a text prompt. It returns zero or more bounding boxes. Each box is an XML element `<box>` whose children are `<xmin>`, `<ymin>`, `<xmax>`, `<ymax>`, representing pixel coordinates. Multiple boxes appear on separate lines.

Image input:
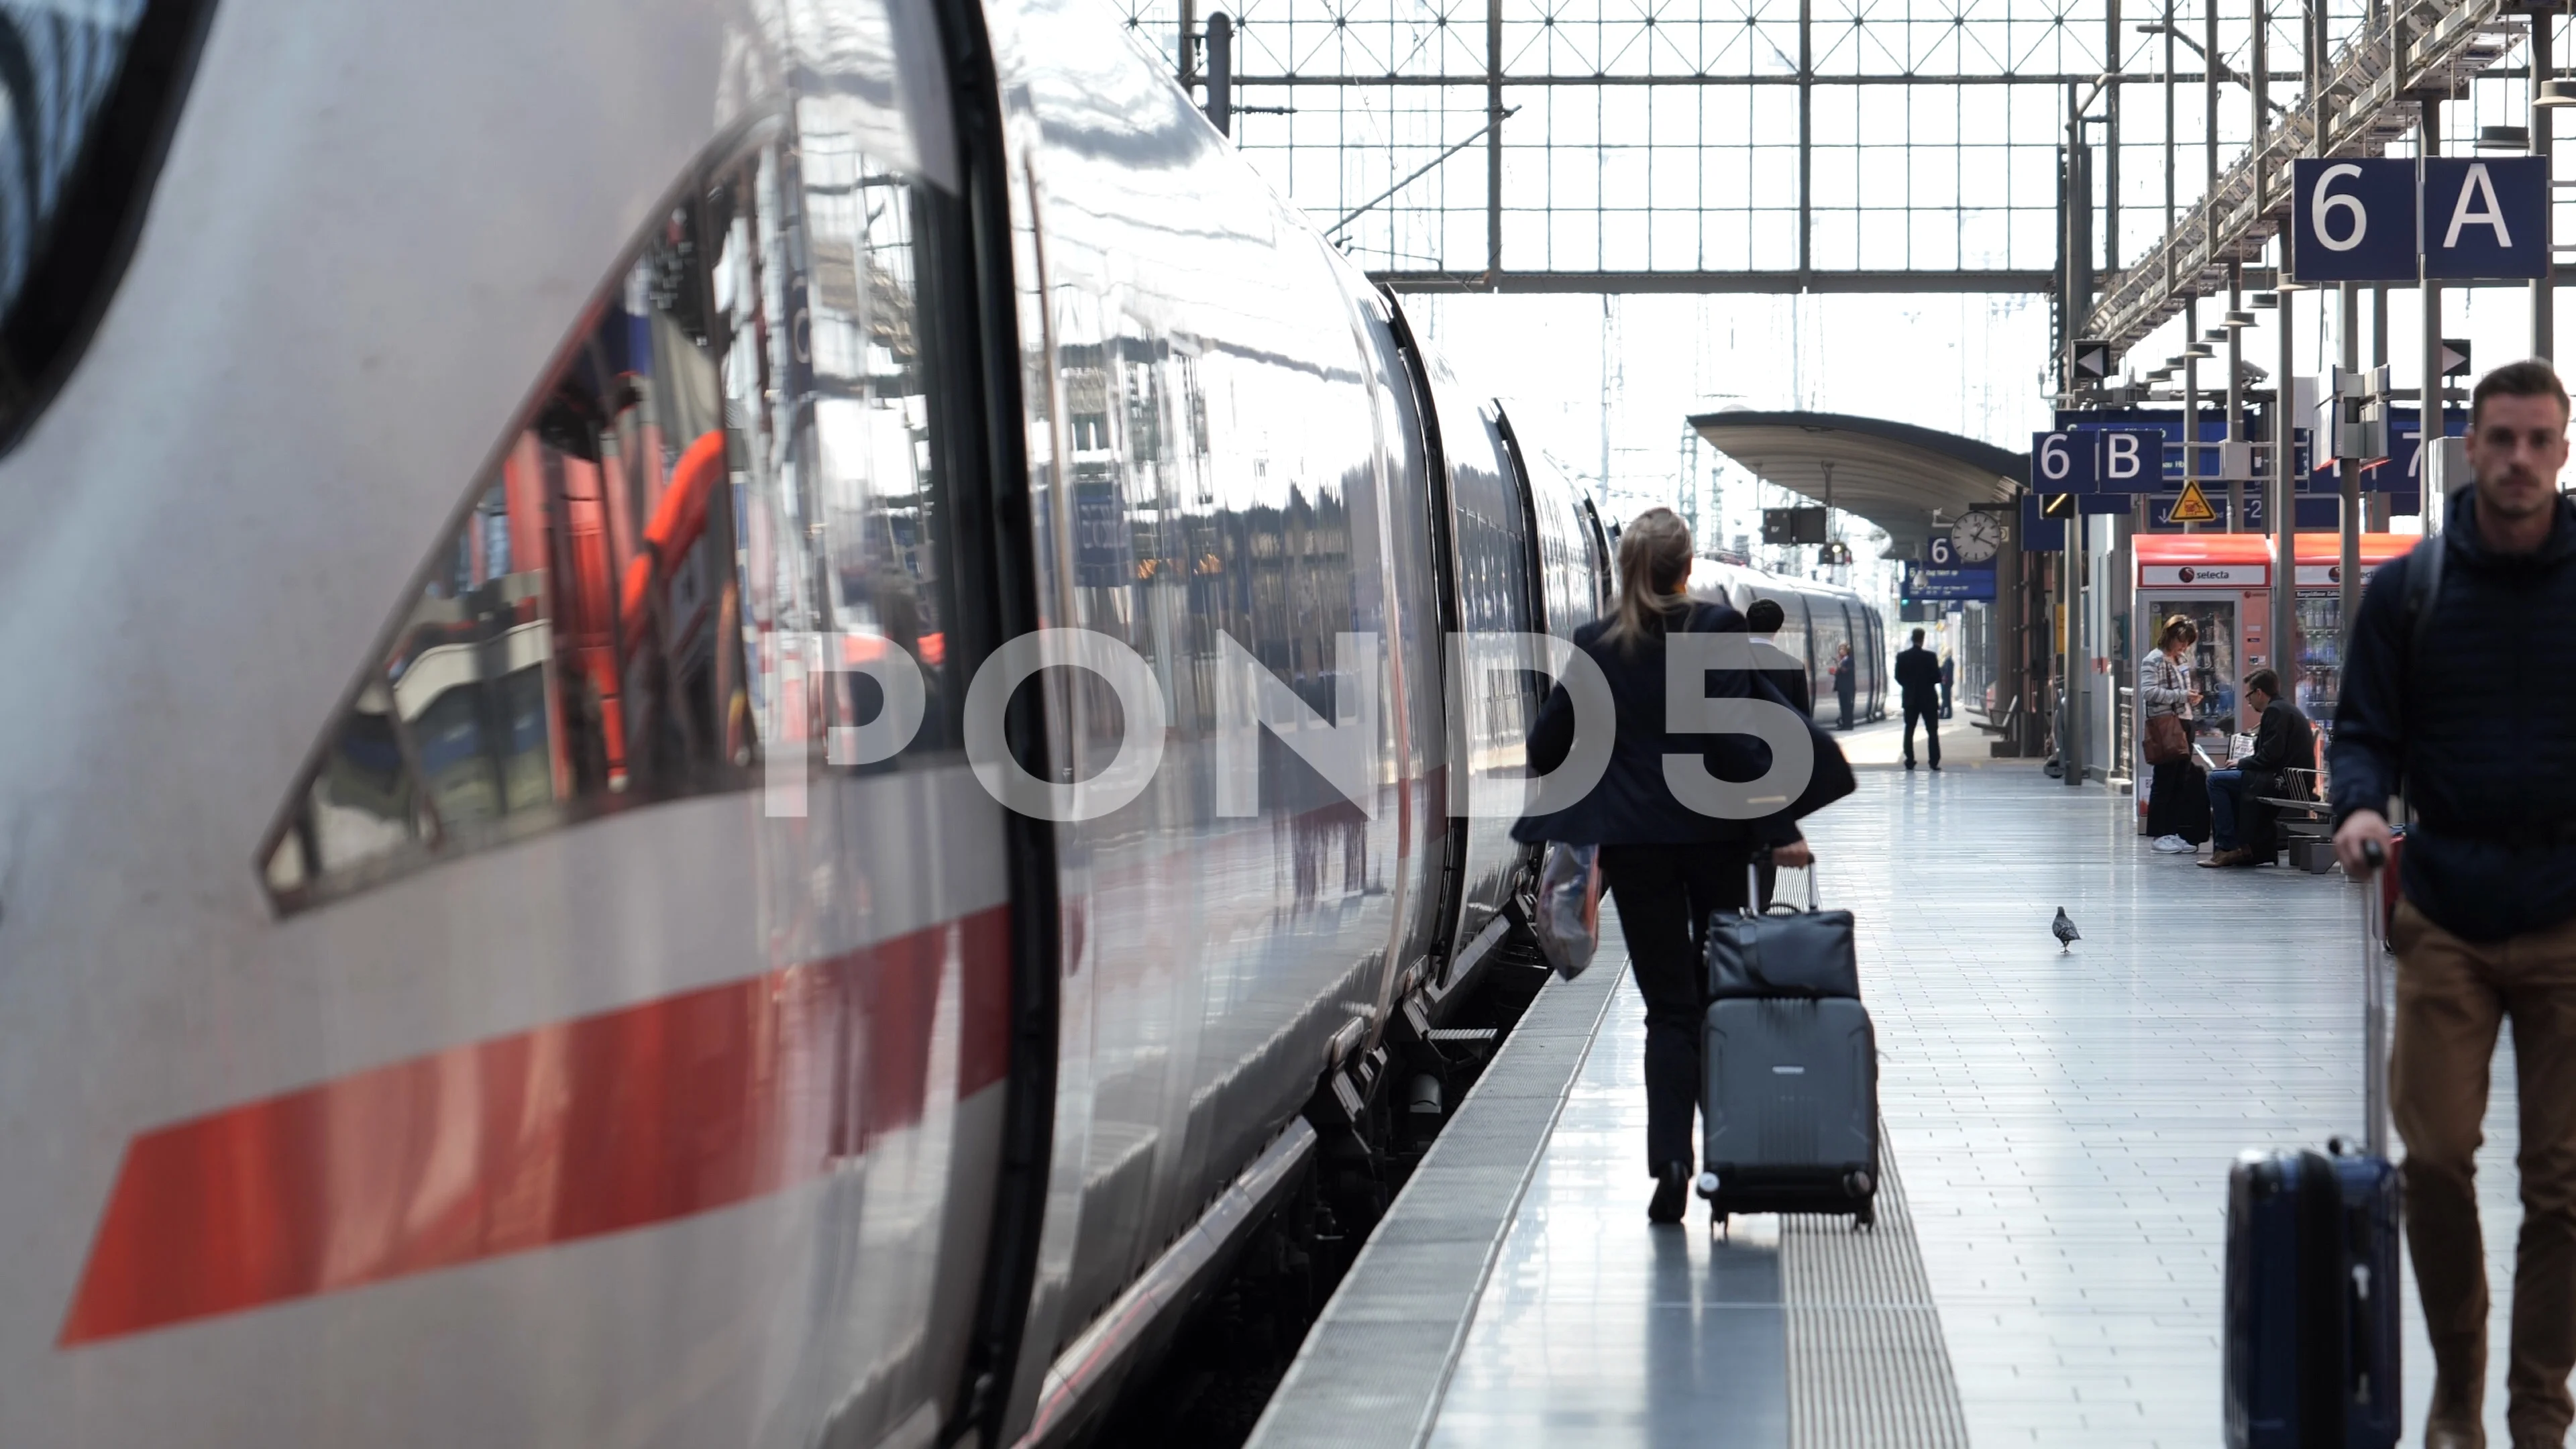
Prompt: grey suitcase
<box><xmin>1697</xmin><ymin>996</ymin><xmax>1880</xmax><ymax>1228</ymax></box>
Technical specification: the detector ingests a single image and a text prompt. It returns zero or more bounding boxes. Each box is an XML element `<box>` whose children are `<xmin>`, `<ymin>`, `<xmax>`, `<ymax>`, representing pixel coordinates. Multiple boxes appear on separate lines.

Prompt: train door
<box><xmin>1866</xmin><ymin>605</ymin><xmax>1888</xmax><ymax>719</ymax></box>
<box><xmin>1427</xmin><ymin>384</ymin><xmax>1544</xmax><ymax>1002</ymax></box>
<box><xmin>1374</xmin><ymin>295</ymin><xmax>1474</xmax><ymax>1018</ymax></box>
<box><xmin>1580</xmin><ymin>495</ymin><xmax>1614</xmax><ymax>614</ymax></box>
<box><xmin>1357</xmin><ymin>292</ymin><xmax>1452</xmax><ymax>1042</ymax></box>
<box><xmin>1809</xmin><ymin>598</ymin><xmax>1854</xmax><ymax>721</ymax></box>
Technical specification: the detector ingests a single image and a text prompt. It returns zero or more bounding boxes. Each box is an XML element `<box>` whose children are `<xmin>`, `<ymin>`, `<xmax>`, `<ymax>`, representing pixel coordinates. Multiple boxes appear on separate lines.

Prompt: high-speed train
<box><xmin>1689</xmin><ymin>557</ymin><xmax>1890</xmax><ymax>724</ymax></box>
<box><xmin>3</xmin><ymin>0</ymin><xmax>1625</xmax><ymax>1444</ymax></box>
<box><xmin>0</xmin><ymin>1</ymin><xmax>1871</xmax><ymax>1445</ymax></box>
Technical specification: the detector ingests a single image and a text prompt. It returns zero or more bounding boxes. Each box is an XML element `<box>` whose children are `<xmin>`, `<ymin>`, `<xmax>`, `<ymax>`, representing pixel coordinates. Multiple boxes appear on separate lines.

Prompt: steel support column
<box><xmin>1799</xmin><ymin>0</ymin><xmax>1815</xmax><ymax>280</ymax></box>
<box><xmin>2107</xmin><ymin>0</ymin><xmax>2123</xmax><ymax>268</ymax></box>
<box><xmin>2267</xmin><ymin>0</ymin><xmax>2300</xmax><ymax>719</ymax></box>
<box><xmin>1486</xmin><ymin>0</ymin><xmax>1502</xmax><ymax>282</ymax></box>
<box><xmin>2422</xmin><ymin>95</ymin><xmax>2445</xmax><ymax>538</ymax></box>
<box><xmin>2273</xmin><ymin>288</ymin><xmax>2297</xmax><ymax>722</ymax></box>
<box><xmin>2537</xmin><ymin>13</ymin><xmax>2557</xmax><ymax>360</ymax></box>
<box><xmin>2372</xmin><ymin>284</ymin><xmax>2394</xmax><ymax>530</ymax></box>
<box><xmin>2341</xmin><ymin>282</ymin><xmax>2363</xmax><ymax>676</ymax></box>
<box><xmin>2229</xmin><ymin>262</ymin><xmax>2247</xmax><ymax>532</ymax></box>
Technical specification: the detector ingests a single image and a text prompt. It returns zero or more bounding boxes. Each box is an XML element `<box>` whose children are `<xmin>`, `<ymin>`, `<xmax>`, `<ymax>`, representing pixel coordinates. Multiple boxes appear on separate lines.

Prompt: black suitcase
<box><xmin>1697</xmin><ymin>858</ymin><xmax>1880</xmax><ymax>1227</ymax></box>
<box><xmin>2222</xmin><ymin>841</ymin><xmax>2402</xmax><ymax>1448</ymax></box>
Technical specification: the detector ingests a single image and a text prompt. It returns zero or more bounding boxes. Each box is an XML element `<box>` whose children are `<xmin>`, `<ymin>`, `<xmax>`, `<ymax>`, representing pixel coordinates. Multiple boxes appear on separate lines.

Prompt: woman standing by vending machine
<box><xmin>2141</xmin><ymin>615</ymin><xmax>2212</xmax><ymax>853</ymax></box>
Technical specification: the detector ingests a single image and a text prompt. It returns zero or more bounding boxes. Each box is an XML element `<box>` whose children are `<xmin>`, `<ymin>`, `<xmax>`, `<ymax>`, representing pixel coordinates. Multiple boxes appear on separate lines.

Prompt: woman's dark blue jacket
<box><xmin>1509</xmin><ymin>600</ymin><xmax>1856</xmax><ymax>847</ymax></box>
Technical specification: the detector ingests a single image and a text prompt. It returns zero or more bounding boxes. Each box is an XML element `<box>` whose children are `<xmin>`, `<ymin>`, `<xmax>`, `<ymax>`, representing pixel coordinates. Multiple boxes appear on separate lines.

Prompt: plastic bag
<box><xmin>1532</xmin><ymin>842</ymin><xmax>1603</xmax><ymax>979</ymax></box>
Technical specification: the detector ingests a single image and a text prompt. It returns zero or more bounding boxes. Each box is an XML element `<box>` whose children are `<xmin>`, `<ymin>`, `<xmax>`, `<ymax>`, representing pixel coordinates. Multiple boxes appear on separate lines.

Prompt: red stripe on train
<box><xmin>59</xmin><ymin>906</ymin><xmax>1012</xmax><ymax>1346</ymax></box>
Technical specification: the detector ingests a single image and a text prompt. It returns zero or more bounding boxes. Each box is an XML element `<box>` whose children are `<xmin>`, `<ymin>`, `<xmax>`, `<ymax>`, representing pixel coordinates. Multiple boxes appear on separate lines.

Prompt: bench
<box><xmin>1969</xmin><ymin>694</ymin><xmax>2020</xmax><ymax>737</ymax></box>
<box><xmin>2248</xmin><ymin>747</ymin><xmax>2334</xmax><ymax>871</ymax></box>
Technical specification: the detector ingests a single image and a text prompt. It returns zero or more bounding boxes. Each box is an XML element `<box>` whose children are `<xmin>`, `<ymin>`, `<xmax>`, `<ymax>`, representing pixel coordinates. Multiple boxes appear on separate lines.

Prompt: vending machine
<box><xmin>2130</xmin><ymin>532</ymin><xmax>2418</xmax><ymax>822</ymax></box>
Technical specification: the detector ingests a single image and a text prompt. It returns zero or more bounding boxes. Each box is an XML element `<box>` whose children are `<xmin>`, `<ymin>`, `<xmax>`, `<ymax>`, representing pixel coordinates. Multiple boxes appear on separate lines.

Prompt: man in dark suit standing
<box><xmin>1895</xmin><ymin>627</ymin><xmax>1941</xmax><ymax>770</ymax></box>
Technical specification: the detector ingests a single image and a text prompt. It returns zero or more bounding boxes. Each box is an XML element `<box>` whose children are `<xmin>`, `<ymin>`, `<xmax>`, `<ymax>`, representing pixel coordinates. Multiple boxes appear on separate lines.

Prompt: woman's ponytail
<box><xmin>1604</xmin><ymin>507</ymin><xmax>1694</xmax><ymax>651</ymax></box>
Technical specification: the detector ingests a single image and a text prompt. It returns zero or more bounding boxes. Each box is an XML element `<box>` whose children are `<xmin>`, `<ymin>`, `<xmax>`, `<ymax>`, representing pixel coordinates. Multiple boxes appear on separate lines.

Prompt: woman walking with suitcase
<box><xmin>1514</xmin><ymin>508</ymin><xmax>1854</xmax><ymax>1223</ymax></box>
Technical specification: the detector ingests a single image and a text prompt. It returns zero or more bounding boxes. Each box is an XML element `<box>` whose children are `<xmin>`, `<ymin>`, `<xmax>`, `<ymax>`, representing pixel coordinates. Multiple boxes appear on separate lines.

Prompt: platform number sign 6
<box><xmin>2311</xmin><ymin>163</ymin><xmax>2368</xmax><ymax>250</ymax></box>
<box><xmin>1928</xmin><ymin>535</ymin><xmax>1954</xmax><ymax>568</ymax></box>
<box><xmin>2036</xmin><ymin>432</ymin><xmax>2078</xmax><ymax>486</ymax></box>
<box><xmin>2289</xmin><ymin>158</ymin><xmax>2419</xmax><ymax>283</ymax></box>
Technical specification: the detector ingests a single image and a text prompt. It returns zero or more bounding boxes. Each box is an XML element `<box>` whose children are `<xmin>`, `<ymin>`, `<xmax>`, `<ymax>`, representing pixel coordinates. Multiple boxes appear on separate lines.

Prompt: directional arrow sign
<box><xmin>2073</xmin><ymin>339</ymin><xmax>2112</xmax><ymax>381</ymax></box>
<box><xmin>2169</xmin><ymin>478</ymin><xmax>2220</xmax><ymax>525</ymax></box>
<box><xmin>2441</xmin><ymin>338</ymin><xmax>2472</xmax><ymax>378</ymax></box>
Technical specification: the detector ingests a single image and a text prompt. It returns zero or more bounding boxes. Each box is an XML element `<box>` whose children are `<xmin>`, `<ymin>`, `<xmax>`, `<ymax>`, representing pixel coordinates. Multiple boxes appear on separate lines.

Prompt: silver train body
<box><xmin>0</xmin><ymin>0</ymin><xmax>1621</xmax><ymax>1446</ymax></box>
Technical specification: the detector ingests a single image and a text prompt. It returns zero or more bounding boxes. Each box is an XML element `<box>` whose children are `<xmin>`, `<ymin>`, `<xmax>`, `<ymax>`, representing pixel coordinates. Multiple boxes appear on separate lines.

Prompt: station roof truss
<box><xmin>1684</xmin><ymin>410</ymin><xmax>2023</xmax><ymax>553</ymax></box>
<box><xmin>2081</xmin><ymin>0</ymin><xmax>2524</xmax><ymax>353</ymax></box>
<box><xmin>1110</xmin><ymin>0</ymin><xmax>2322</xmax><ymax>295</ymax></box>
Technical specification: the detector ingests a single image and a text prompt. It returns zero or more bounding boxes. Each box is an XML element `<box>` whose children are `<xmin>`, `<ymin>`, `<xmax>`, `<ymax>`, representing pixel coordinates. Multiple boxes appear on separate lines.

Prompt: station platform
<box><xmin>1248</xmin><ymin>764</ymin><xmax>2528</xmax><ymax>1449</ymax></box>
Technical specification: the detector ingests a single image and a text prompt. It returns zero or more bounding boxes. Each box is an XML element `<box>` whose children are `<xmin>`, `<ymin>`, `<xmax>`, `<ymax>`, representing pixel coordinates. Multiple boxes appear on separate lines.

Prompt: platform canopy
<box><xmin>1686</xmin><ymin>410</ymin><xmax>2025</xmax><ymax>559</ymax></box>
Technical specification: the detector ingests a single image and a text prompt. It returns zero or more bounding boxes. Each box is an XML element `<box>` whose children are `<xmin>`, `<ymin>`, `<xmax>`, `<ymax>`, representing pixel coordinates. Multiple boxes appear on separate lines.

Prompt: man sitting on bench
<box><xmin>2202</xmin><ymin>668</ymin><xmax>2316</xmax><ymax>869</ymax></box>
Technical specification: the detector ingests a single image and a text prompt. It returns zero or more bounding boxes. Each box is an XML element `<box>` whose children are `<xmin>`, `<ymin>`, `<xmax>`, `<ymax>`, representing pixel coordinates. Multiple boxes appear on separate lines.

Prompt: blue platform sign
<box><xmin>2135</xmin><ymin>490</ymin><xmax>2411</xmax><ymax>531</ymax></box>
<box><xmin>1907</xmin><ymin>566</ymin><xmax>1998</xmax><ymax>601</ymax></box>
<box><xmin>2422</xmin><ymin>158</ymin><xmax>2550</xmax><ymax>280</ymax></box>
<box><xmin>2290</xmin><ymin>158</ymin><xmax>2419</xmax><ymax>284</ymax></box>
<box><xmin>2361</xmin><ymin>405</ymin><xmax>2462</xmax><ymax>504</ymax></box>
<box><xmin>2030</xmin><ymin>427</ymin><xmax>2165</xmax><ymax>493</ymax></box>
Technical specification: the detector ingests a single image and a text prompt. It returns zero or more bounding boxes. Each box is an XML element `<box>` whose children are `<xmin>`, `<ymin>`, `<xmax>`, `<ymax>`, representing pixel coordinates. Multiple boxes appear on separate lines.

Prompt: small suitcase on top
<box><xmin>1704</xmin><ymin>855</ymin><xmax>1860</xmax><ymax>1000</ymax></box>
<box><xmin>1697</xmin><ymin>854</ymin><xmax>1880</xmax><ymax>1228</ymax></box>
<box><xmin>2222</xmin><ymin>841</ymin><xmax>2402</xmax><ymax>1448</ymax></box>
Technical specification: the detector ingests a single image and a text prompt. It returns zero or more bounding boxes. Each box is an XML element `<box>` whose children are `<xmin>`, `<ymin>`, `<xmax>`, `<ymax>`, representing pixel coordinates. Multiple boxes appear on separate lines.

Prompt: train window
<box><xmin>0</xmin><ymin>0</ymin><xmax>211</xmax><ymax>454</ymax></box>
<box><xmin>260</xmin><ymin>118</ymin><xmax>964</xmax><ymax>908</ymax></box>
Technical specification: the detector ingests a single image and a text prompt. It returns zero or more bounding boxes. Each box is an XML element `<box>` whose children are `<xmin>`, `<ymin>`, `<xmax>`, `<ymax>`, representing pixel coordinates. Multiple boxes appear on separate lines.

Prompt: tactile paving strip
<box><xmin>1780</xmin><ymin>1134</ymin><xmax>1972</xmax><ymax>1449</ymax></box>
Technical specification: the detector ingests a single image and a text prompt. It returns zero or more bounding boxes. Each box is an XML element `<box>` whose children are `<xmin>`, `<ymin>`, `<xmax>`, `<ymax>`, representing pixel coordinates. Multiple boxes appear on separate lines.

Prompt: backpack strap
<box><xmin>2402</xmin><ymin>531</ymin><xmax>2447</xmax><ymax>672</ymax></box>
<box><xmin>2400</xmin><ymin>531</ymin><xmax>2447</xmax><ymax>718</ymax></box>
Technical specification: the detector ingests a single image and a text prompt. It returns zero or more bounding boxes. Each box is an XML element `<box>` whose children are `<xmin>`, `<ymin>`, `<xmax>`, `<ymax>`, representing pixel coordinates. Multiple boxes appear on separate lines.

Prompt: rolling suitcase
<box><xmin>2222</xmin><ymin>840</ymin><xmax>2402</xmax><ymax>1448</ymax></box>
<box><xmin>1696</xmin><ymin>856</ymin><xmax>1880</xmax><ymax>1228</ymax></box>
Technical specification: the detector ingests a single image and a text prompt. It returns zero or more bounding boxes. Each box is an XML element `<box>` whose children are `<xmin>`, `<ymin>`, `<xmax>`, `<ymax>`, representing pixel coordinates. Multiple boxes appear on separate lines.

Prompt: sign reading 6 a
<box><xmin>2290</xmin><ymin>156</ymin><xmax>2549</xmax><ymax>283</ymax></box>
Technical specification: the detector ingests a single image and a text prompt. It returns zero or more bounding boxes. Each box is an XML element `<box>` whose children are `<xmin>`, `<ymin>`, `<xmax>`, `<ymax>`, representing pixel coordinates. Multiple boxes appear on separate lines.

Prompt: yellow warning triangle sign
<box><xmin>2170</xmin><ymin>478</ymin><xmax>2220</xmax><ymax>525</ymax></box>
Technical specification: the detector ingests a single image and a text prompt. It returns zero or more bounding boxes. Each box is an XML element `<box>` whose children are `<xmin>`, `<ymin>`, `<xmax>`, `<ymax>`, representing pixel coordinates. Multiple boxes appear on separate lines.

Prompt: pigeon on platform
<box><xmin>2052</xmin><ymin>908</ymin><xmax>2080</xmax><ymax>952</ymax></box>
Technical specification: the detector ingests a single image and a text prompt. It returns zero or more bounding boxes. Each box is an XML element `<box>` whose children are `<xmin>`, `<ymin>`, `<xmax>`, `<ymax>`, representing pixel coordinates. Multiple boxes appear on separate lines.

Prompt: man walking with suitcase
<box><xmin>2333</xmin><ymin>360</ymin><xmax>2576</xmax><ymax>1449</ymax></box>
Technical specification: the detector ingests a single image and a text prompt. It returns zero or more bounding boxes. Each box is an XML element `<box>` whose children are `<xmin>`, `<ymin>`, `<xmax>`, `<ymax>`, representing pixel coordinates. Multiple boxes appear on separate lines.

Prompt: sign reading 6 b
<box><xmin>2289</xmin><ymin>158</ymin><xmax>2418</xmax><ymax>284</ymax></box>
<box><xmin>2030</xmin><ymin>428</ymin><xmax>2163</xmax><ymax>494</ymax></box>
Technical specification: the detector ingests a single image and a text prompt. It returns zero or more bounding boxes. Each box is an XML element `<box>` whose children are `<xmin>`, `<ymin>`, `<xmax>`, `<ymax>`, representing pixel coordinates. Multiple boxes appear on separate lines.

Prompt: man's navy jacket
<box><xmin>2330</xmin><ymin>486</ymin><xmax>2576</xmax><ymax>943</ymax></box>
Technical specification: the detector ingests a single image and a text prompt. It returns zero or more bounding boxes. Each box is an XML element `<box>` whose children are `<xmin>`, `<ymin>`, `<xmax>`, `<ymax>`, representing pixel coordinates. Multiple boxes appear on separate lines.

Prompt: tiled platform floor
<box><xmin>1421</xmin><ymin>764</ymin><xmax>2528</xmax><ymax>1449</ymax></box>
<box><xmin>1424</xmin><ymin>957</ymin><xmax>1797</xmax><ymax>1449</ymax></box>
